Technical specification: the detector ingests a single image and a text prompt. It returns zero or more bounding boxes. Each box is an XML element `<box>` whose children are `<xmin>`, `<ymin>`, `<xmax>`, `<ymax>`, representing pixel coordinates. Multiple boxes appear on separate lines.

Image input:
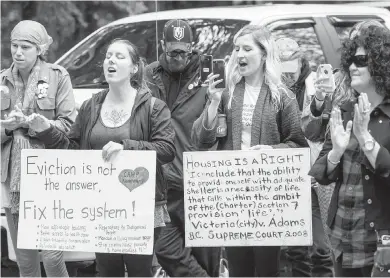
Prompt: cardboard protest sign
<box><xmin>184</xmin><ymin>148</ymin><xmax>312</xmax><ymax>247</ymax></box>
<box><xmin>18</xmin><ymin>150</ymin><xmax>156</xmax><ymax>255</ymax></box>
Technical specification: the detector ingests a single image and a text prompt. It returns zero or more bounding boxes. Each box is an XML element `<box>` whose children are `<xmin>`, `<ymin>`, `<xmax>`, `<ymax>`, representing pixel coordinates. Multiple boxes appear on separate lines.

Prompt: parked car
<box><xmin>346</xmin><ymin>1</ymin><xmax>390</xmax><ymax>10</ymax></box>
<box><xmin>54</xmin><ymin>4</ymin><xmax>390</xmax><ymax>108</ymax></box>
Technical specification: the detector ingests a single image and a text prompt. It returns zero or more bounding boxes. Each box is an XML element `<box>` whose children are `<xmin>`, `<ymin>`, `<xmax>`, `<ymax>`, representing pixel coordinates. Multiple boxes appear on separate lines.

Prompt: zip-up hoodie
<box><xmin>36</xmin><ymin>88</ymin><xmax>175</xmax><ymax>204</ymax></box>
<box><xmin>145</xmin><ymin>51</ymin><xmax>209</xmax><ymax>191</ymax></box>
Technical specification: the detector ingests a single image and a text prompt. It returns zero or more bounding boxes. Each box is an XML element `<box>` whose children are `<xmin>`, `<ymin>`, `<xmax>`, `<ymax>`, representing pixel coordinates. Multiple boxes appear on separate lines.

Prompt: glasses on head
<box><xmin>166</xmin><ymin>51</ymin><xmax>191</xmax><ymax>58</ymax></box>
<box><xmin>348</xmin><ymin>55</ymin><xmax>368</xmax><ymax>68</ymax></box>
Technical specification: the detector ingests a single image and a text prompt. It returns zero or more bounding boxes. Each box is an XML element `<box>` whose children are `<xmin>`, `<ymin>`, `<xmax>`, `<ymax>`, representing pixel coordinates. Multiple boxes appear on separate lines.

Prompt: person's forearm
<box><xmin>327</xmin><ymin>149</ymin><xmax>343</xmax><ymax>175</ymax></box>
<box><xmin>206</xmin><ymin>100</ymin><xmax>219</xmax><ymax>128</ymax></box>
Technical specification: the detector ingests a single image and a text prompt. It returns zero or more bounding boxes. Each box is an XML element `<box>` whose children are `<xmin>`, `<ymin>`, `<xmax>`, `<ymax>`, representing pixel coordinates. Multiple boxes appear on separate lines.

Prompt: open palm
<box><xmin>330</xmin><ymin>107</ymin><xmax>352</xmax><ymax>154</ymax></box>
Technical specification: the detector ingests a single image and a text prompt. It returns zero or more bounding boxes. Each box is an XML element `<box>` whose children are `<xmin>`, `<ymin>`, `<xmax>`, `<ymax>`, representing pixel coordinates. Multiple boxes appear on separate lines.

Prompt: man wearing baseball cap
<box><xmin>277</xmin><ymin>37</ymin><xmax>315</xmax><ymax>111</ymax></box>
<box><xmin>145</xmin><ymin>19</ymin><xmax>220</xmax><ymax>277</ymax></box>
<box><xmin>276</xmin><ymin>37</ymin><xmax>334</xmax><ymax>277</ymax></box>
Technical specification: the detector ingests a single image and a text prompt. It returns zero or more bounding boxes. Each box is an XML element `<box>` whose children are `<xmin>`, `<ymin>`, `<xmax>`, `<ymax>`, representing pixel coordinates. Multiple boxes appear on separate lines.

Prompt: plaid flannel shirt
<box><xmin>309</xmin><ymin>97</ymin><xmax>390</xmax><ymax>271</ymax></box>
<box><xmin>328</xmin><ymin>135</ymin><xmax>377</xmax><ymax>268</ymax></box>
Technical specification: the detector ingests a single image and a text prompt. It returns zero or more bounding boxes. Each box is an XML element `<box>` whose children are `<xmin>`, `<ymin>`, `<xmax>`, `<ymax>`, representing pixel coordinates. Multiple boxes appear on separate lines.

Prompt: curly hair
<box><xmin>349</xmin><ymin>20</ymin><xmax>384</xmax><ymax>39</ymax></box>
<box><xmin>340</xmin><ymin>25</ymin><xmax>390</xmax><ymax>97</ymax></box>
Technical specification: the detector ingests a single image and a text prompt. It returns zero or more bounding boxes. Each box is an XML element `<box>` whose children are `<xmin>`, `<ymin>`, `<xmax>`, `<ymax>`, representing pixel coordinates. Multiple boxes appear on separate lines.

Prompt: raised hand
<box><xmin>329</xmin><ymin>106</ymin><xmax>352</xmax><ymax>155</ymax></box>
<box><xmin>202</xmin><ymin>73</ymin><xmax>224</xmax><ymax>104</ymax></box>
<box><xmin>314</xmin><ymin>77</ymin><xmax>335</xmax><ymax>101</ymax></box>
<box><xmin>353</xmin><ymin>93</ymin><xmax>371</xmax><ymax>142</ymax></box>
<box><xmin>0</xmin><ymin>105</ymin><xmax>28</xmax><ymax>131</ymax></box>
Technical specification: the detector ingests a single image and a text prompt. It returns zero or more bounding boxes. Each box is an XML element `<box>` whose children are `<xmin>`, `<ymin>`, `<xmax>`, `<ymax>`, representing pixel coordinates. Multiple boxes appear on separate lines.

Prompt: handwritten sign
<box><xmin>183</xmin><ymin>148</ymin><xmax>312</xmax><ymax>247</ymax></box>
<box><xmin>18</xmin><ymin>150</ymin><xmax>156</xmax><ymax>255</ymax></box>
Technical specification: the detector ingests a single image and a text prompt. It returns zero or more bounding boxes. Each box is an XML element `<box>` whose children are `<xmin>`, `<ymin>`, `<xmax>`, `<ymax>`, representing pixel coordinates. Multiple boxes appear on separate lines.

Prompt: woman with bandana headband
<box><xmin>0</xmin><ymin>20</ymin><xmax>76</xmax><ymax>277</ymax></box>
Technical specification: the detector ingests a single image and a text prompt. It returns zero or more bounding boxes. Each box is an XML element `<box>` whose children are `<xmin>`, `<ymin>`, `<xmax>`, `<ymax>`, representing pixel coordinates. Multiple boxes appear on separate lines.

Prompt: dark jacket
<box><xmin>1</xmin><ymin>62</ymin><xmax>76</xmax><ymax>183</ymax></box>
<box><xmin>145</xmin><ymin>51</ymin><xmax>209</xmax><ymax>190</ymax></box>
<box><xmin>37</xmin><ymin>88</ymin><xmax>175</xmax><ymax>205</ymax></box>
<box><xmin>309</xmin><ymin>98</ymin><xmax>390</xmax><ymax>231</ymax></box>
<box><xmin>192</xmin><ymin>79</ymin><xmax>308</xmax><ymax>151</ymax></box>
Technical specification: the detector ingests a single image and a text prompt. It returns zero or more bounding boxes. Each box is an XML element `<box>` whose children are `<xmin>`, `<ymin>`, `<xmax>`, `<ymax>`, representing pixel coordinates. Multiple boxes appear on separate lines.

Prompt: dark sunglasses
<box><xmin>347</xmin><ymin>55</ymin><xmax>368</xmax><ymax>68</ymax></box>
<box><xmin>166</xmin><ymin>51</ymin><xmax>191</xmax><ymax>58</ymax></box>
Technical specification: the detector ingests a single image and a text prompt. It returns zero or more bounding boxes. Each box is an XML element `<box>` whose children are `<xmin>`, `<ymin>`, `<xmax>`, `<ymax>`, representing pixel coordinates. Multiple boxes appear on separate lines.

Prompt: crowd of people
<box><xmin>1</xmin><ymin>16</ymin><xmax>390</xmax><ymax>278</ymax></box>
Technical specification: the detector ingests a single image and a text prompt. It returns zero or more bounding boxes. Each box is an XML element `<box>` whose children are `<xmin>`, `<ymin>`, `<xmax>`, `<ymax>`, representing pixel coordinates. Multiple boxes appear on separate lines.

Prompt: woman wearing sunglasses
<box><xmin>309</xmin><ymin>25</ymin><xmax>390</xmax><ymax>277</ymax></box>
<box><xmin>300</xmin><ymin>19</ymin><xmax>384</xmax><ymax>254</ymax></box>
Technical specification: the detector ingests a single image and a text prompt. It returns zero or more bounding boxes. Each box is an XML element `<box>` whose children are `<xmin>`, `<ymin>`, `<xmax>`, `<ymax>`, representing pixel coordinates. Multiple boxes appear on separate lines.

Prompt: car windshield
<box><xmin>57</xmin><ymin>19</ymin><xmax>249</xmax><ymax>88</ymax></box>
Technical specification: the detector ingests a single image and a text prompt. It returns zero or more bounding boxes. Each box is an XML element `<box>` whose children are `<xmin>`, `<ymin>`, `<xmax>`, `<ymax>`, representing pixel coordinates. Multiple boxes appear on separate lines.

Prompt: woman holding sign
<box><xmin>28</xmin><ymin>39</ymin><xmax>175</xmax><ymax>277</ymax></box>
<box><xmin>192</xmin><ymin>25</ymin><xmax>307</xmax><ymax>277</ymax></box>
<box><xmin>309</xmin><ymin>25</ymin><xmax>390</xmax><ymax>277</ymax></box>
<box><xmin>0</xmin><ymin>20</ymin><xmax>76</xmax><ymax>277</ymax></box>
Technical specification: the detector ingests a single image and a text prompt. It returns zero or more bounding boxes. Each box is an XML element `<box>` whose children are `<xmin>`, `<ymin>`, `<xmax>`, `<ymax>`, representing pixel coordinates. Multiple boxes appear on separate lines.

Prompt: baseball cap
<box><xmin>276</xmin><ymin>37</ymin><xmax>301</xmax><ymax>73</ymax></box>
<box><xmin>163</xmin><ymin>19</ymin><xmax>193</xmax><ymax>52</ymax></box>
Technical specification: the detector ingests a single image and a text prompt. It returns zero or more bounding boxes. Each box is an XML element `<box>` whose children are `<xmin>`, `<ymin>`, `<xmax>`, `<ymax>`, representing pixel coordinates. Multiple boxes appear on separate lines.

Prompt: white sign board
<box><xmin>18</xmin><ymin>150</ymin><xmax>156</xmax><ymax>255</ymax></box>
<box><xmin>184</xmin><ymin>148</ymin><xmax>312</xmax><ymax>247</ymax></box>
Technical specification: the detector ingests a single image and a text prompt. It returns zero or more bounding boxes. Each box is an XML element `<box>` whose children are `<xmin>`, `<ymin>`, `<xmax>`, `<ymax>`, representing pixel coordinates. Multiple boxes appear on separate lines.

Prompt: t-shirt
<box><xmin>241</xmin><ymin>82</ymin><xmax>261</xmax><ymax>150</ymax></box>
<box><xmin>89</xmin><ymin>115</ymin><xmax>131</xmax><ymax>150</ymax></box>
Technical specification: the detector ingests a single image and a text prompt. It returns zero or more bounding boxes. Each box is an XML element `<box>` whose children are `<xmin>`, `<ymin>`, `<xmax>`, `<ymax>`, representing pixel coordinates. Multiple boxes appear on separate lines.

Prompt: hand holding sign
<box><xmin>118</xmin><ymin>167</ymin><xmax>149</xmax><ymax>192</ymax></box>
<box><xmin>102</xmin><ymin>141</ymin><xmax>124</xmax><ymax>162</ymax></box>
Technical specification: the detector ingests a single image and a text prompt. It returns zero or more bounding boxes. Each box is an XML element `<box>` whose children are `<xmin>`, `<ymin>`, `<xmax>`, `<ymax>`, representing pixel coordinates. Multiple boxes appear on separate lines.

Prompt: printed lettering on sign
<box><xmin>183</xmin><ymin>148</ymin><xmax>313</xmax><ymax>247</ymax></box>
<box><xmin>18</xmin><ymin>150</ymin><xmax>156</xmax><ymax>255</ymax></box>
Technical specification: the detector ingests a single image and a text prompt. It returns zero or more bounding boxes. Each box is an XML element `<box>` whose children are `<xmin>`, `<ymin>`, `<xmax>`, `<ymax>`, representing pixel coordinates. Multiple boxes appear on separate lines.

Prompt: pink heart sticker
<box><xmin>118</xmin><ymin>167</ymin><xmax>149</xmax><ymax>192</ymax></box>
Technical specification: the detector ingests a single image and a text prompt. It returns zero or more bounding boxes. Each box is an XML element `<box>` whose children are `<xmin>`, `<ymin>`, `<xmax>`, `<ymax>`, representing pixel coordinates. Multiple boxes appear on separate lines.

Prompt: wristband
<box><xmin>327</xmin><ymin>151</ymin><xmax>340</xmax><ymax>165</ymax></box>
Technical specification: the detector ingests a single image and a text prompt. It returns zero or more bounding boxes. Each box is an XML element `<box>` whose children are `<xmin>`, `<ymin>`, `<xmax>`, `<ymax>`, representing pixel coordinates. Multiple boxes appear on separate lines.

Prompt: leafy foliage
<box><xmin>1</xmin><ymin>1</ymin><xmax>149</xmax><ymax>68</ymax></box>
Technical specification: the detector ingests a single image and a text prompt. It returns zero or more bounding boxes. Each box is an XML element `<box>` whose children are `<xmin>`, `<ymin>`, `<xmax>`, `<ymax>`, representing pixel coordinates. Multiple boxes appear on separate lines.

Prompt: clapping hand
<box><xmin>26</xmin><ymin>113</ymin><xmax>51</xmax><ymax>133</ymax></box>
<box><xmin>353</xmin><ymin>93</ymin><xmax>371</xmax><ymax>142</ymax></box>
<box><xmin>0</xmin><ymin>105</ymin><xmax>28</xmax><ymax>131</ymax></box>
<box><xmin>329</xmin><ymin>106</ymin><xmax>352</xmax><ymax>155</ymax></box>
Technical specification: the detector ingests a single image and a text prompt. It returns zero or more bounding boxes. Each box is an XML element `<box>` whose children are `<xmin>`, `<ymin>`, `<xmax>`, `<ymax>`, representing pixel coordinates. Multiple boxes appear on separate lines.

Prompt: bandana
<box><xmin>11</xmin><ymin>20</ymin><xmax>53</xmax><ymax>54</ymax></box>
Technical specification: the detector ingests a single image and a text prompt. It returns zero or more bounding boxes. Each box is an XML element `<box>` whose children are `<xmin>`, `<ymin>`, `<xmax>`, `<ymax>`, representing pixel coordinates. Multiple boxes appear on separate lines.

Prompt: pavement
<box><xmin>1</xmin><ymin>252</ymin><xmax>293</xmax><ymax>277</ymax></box>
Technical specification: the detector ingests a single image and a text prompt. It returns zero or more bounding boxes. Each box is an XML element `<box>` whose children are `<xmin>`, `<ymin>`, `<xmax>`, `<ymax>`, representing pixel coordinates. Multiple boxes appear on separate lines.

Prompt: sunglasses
<box><xmin>347</xmin><ymin>55</ymin><xmax>368</xmax><ymax>68</ymax></box>
<box><xmin>166</xmin><ymin>51</ymin><xmax>191</xmax><ymax>58</ymax></box>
